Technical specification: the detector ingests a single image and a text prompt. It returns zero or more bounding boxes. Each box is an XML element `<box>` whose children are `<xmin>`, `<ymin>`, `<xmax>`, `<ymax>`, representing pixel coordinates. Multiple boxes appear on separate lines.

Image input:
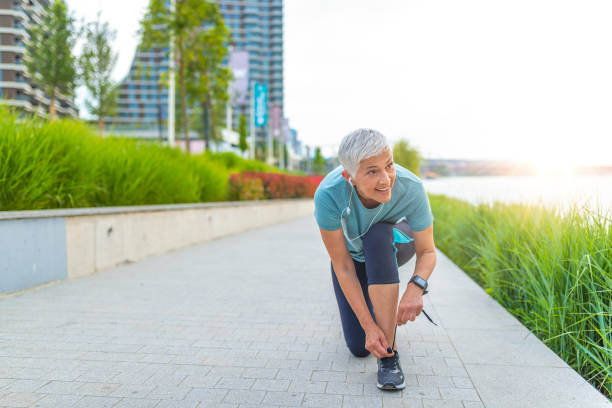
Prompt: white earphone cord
<box><xmin>342</xmin><ymin>177</ymin><xmax>385</xmax><ymax>242</ymax></box>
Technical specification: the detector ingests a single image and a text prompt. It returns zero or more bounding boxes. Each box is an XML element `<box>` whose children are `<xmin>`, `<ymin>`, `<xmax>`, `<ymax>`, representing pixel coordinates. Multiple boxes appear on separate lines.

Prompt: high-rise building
<box><xmin>107</xmin><ymin>0</ymin><xmax>283</xmax><ymax>148</ymax></box>
<box><xmin>105</xmin><ymin>44</ymin><xmax>171</xmax><ymax>138</ymax></box>
<box><xmin>0</xmin><ymin>0</ymin><xmax>77</xmax><ymax>117</ymax></box>
<box><xmin>220</xmin><ymin>0</ymin><xmax>284</xmax><ymax>131</ymax></box>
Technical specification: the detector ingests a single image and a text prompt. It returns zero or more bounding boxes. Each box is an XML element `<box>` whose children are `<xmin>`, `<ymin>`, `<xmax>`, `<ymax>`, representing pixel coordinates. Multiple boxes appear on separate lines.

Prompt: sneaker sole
<box><xmin>376</xmin><ymin>380</ymin><xmax>406</xmax><ymax>390</ymax></box>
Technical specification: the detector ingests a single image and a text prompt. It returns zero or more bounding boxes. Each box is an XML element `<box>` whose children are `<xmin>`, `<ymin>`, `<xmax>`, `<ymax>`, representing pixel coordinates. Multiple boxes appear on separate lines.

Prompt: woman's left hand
<box><xmin>396</xmin><ymin>284</ymin><xmax>424</xmax><ymax>325</ymax></box>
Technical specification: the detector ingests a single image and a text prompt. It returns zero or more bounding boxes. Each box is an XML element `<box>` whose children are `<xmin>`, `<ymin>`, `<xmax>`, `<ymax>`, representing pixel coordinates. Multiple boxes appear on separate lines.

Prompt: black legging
<box><xmin>330</xmin><ymin>221</ymin><xmax>415</xmax><ymax>357</ymax></box>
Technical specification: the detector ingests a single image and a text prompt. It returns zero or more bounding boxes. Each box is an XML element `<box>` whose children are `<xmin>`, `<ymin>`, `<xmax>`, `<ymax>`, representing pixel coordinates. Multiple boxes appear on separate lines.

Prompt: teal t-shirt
<box><xmin>313</xmin><ymin>164</ymin><xmax>434</xmax><ymax>262</ymax></box>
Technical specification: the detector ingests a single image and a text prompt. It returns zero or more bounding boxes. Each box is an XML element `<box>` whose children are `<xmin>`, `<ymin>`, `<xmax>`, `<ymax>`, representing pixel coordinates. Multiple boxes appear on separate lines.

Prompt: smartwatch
<box><xmin>409</xmin><ymin>275</ymin><xmax>429</xmax><ymax>294</ymax></box>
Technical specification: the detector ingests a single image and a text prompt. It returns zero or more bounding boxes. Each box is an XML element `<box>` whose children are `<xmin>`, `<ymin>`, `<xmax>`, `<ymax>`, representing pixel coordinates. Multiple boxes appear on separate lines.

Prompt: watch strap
<box><xmin>409</xmin><ymin>275</ymin><xmax>429</xmax><ymax>294</ymax></box>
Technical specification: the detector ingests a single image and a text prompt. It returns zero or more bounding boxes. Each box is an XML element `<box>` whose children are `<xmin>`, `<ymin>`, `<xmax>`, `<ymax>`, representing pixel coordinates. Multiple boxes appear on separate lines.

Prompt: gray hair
<box><xmin>337</xmin><ymin>128</ymin><xmax>391</xmax><ymax>177</ymax></box>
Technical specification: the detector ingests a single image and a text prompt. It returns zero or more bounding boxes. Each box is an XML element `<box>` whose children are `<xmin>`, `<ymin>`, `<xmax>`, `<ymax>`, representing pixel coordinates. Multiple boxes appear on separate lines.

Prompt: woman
<box><xmin>313</xmin><ymin>128</ymin><xmax>437</xmax><ymax>390</ymax></box>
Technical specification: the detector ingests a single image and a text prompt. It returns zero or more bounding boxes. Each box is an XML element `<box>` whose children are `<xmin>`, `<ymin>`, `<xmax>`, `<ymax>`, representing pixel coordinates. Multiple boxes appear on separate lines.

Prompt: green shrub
<box><xmin>202</xmin><ymin>150</ymin><xmax>276</xmax><ymax>173</ymax></box>
<box><xmin>0</xmin><ymin>108</ymin><xmax>314</xmax><ymax>210</ymax></box>
<box><xmin>0</xmin><ymin>108</ymin><xmax>260</xmax><ymax>209</ymax></box>
<box><xmin>0</xmin><ymin>113</ymin><xmax>99</xmax><ymax>210</ymax></box>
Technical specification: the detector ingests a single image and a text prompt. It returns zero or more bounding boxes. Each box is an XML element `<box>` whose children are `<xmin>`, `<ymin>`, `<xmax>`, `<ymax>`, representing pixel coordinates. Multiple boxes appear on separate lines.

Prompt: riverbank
<box><xmin>429</xmin><ymin>194</ymin><xmax>611</xmax><ymax>399</ymax></box>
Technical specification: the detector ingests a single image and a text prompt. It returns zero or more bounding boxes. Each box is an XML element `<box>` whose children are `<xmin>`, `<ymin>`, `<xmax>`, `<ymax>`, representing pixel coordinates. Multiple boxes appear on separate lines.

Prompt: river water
<box><xmin>422</xmin><ymin>175</ymin><xmax>612</xmax><ymax>216</ymax></box>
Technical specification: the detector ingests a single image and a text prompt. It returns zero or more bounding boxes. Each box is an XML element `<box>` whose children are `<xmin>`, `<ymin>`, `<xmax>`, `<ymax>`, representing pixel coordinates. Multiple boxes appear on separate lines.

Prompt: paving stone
<box><xmin>422</xmin><ymin>400</ymin><xmax>463</xmax><ymax>408</ymax></box>
<box><xmin>241</xmin><ymin>368</ymin><xmax>278</xmax><ymax>379</ymax></box>
<box><xmin>342</xmin><ymin>394</ymin><xmax>383</xmax><ymax>408</ymax></box>
<box><xmin>183</xmin><ymin>387</ymin><xmax>227</xmax><ymax>403</ymax></box>
<box><xmin>289</xmin><ymin>351</ymin><xmax>320</xmax><ymax>361</ymax></box>
<box><xmin>438</xmin><ymin>387</ymin><xmax>481</xmax><ymax>402</ymax></box>
<box><xmin>461</xmin><ymin>402</ymin><xmax>485</xmax><ymax>408</ymax></box>
<box><xmin>325</xmin><ymin>381</ymin><xmax>363</xmax><ymax>395</ymax></box>
<box><xmin>36</xmin><ymin>380</ymin><xmax>85</xmax><ymax>395</ymax></box>
<box><xmin>72</xmin><ymin>395</ymin><xmax>121</xmax><ymax>408</ymax></box>
<box><xmin>30</xmin><ymin>394</ymin><xmax>82</xmax><ymax>407</ymax></box>
<box><xmin>215</xmin><ymin>378</ymin><xmax>255</xmax><ymax>390</ymax></box>
<box><xmin>142</xmin><ymin>373</ymin><xmax>187</xmax><ymax>387</ymax></box>
<box><xmin>302</xmin><ymin>392</ymin><xmax>343</xmax><ymax>408</ymax></box>
<box><xmin>451</xmin><ymin>376</ymin><xmax>474</xmax><ymax>389</ymax></box>
<box><xmin>44</xmin><ymin>370</ymin><xmax>85</xmax><ymax>382</ymax></box>
<box><xmin>198</xmin><ymin>403</ymin><xmax>237</xmax><ymax>408</ymax></box>
<box><xmin>417</xmin><ymin>375</ymin><xmax>454</xmax><ymax>387</ymax></box>
<box><xmin>76</xmin><ymin>382</ymin><xmax>121</xmax><ymax>396</ymax></box>
<box><xmin>310</xmin><ymin>370</ymin><xmax>346</xmax><ymax>382</ymax></box>
<box><xmin>251</xmin><ymin>379</ymin><xmax>291</xmax><ymax>392</ymax></box>
<box><xmin>381</xmin><ymin>396</ymin><xmax>423</xmax><ymax>408</ymax></box>
<box><xmin>154</xmin><ymin>401</ymin><xmax>200</xmax><ymax>408</ymax></box>
<box><xmin>0</xmin><ymin>392</ymin><xmax>44</xmax><ymax>407</ymax></box>
<box><xmin>112</xmin><ymin>398</ymin><xmax>160</xmax><ymax>408</ymax></box>
<box><xmin>288</xmin><ymin>380</ymin><xmax>326</xmax><ymax>394</ymax></box>
<box><xmin>400</xmin><ymin>385</ymin><xmax>441</xmax><ymax>400</ymax></box>
<box><xmin>0</xmin><ymin>379</ymin><xmax>15</xmax><ymax>389</ymax></box>
<box><xmin>346</xmin><ymin>372</ymin><xmax>376</xmax><ymax>384</ymax></box>
<box><xmin>223</xmin><ymin>389</ymin><xmax>265</xmax><ymax>404</ymax></box>
<box><xmin>276</xmin><ymin>369</ymin><xmax>313</xmax><ymax>381</ymax></box>
<box><xmin>145</xmin><ymin>385</ymin><xmax>191</xmax><ymax>400</ymax></box>
<box><xmin>207</xmin><ymin>367</ymin><xmax>245</xmax><ymax>378</ymax></box>
<box><xmin>1</xmin><ymin>380</ymin><xmax>47</xmax><ymax>393</ymax></box>
<box><xmin>298</xmin><ymin>360</ymin><xmax>333</xmax><ymax>371</ymax></box>
<box><xmin>264</xmin><ymin>359</ymin><xmax>300</xmax><ymax>369</ymax></box>
<box><xmin>261</xmin><ymin>390</ymin><xmax>304</xmax><ymax>406</ymax></box>
<box><xmin>180</xmin><ymin>375</ymin><xmax>221</xmax><ymax>388</ymax></box>
<box><xmin>108</xmin><ymin>384</ymin><xmax>156</xmax><ymax>398</ymax></box>
<box><xmin>110</xmin><ymin>372</ymin><xmax>154</xmax><ymax>385</ymax></box>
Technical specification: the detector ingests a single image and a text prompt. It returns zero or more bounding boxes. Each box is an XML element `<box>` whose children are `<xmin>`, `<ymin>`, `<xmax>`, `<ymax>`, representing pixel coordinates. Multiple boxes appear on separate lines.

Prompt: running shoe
<box><xmin>377</xmin><ymin>350</ymin><xmax>406</xmax><ymax>390</ymax></box>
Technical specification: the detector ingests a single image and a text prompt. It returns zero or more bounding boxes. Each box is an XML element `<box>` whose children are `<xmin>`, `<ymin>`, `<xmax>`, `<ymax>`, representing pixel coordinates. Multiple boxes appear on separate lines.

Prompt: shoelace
<box><xmin>389</xmin><ymin>308</ymin><xmax>437</xmax><ymax>353</ymax></box>
<box><xmin>380</xmin><ymin>351</ymin><xmax>400</xmax><ymax>369</ymax></box>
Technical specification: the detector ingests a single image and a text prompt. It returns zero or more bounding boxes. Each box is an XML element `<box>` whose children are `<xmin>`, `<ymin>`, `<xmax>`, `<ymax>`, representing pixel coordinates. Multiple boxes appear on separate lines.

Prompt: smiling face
<box><xmin>342</xmin><ymin>148</ymin><xmax>396</xmax><ymax>209</ymax></box>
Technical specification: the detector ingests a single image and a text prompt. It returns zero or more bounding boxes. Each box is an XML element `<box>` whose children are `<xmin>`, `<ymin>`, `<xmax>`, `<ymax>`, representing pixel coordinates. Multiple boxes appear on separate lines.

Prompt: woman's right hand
<box><xmin>364</xmin><ymin>322</ymin><xmax>394</xmax><ymax>359</ymax></box>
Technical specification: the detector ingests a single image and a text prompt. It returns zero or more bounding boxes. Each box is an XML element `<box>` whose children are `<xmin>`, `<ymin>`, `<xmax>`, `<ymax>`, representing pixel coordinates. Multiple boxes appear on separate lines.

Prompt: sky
<box><xmin>66</xmin><ymin>0</ymin><xmax>612</xmax><ymax>167</ymax></box>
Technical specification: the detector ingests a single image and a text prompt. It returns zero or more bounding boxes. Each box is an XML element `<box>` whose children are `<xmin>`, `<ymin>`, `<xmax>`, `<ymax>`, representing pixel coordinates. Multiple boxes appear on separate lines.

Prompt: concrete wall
<box><xmin>0</xmin><ymin>217</ymin><xmax>67</xmax><ymax>294</ymax></box>
<box><xmin>0</xmin><ymin>199</ymin><xmax>314</xmax><ymax>295</ymax></box>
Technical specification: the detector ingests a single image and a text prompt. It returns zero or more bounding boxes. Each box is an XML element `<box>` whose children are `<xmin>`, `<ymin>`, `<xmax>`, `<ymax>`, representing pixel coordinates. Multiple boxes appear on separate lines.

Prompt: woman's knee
<box><xmin>346</xmin><ymin>341</ymin><xmax>370</xmax><ymax>358</ymax></box>
<box><xmin>362</xmin><ymin>222</ymin><xmax>394</xmax><ymax>245</ymax></box>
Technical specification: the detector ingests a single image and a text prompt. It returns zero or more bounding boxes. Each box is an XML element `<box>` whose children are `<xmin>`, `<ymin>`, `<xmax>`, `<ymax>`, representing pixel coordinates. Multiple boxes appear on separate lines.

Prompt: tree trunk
<box><xmin>202</xmin><ymin>103</ymin><xmax>210</xmax><ymax>151</ymax></box>
<box><xmin>178</xmin><ymin>54</ymin><xmax>190</xmax><ymax>154</ymax></box>
<box><xmin>98</xmin><ymin>117</ymin><xmax>104</xmax><ymax>138</ymax></box>
<box><xmin>49</xmin><ymin>92</ymin><xmax>56</xmax><ymax>121</ymax></box>
<box><xmin>206</xmin><ymin>93</ymin><xmax>217</xmax><ymax>152</ymax></box>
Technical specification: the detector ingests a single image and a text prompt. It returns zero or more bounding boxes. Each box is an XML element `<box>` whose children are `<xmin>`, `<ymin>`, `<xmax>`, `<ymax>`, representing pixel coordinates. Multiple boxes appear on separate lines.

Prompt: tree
<box><xmin>393</xmin><ymin>139</ymin><xmax>421</xmax><ymax>177</ymax></box>
<box><xmin>140</xmin><ymin>0</ymin><xmax>231</xmax><ymax>154</ymax></box>
<box><xmin>184</xmin><ymin>5</ymin><xmax>232</xmax><ymax>152</ymax></box>
<box><xmin>79</xmin><ymin>13</ymin><xmax>119</xmax><ymax>137</ymax></box>
<box><xmin>312</xmin><ymin>146</ymin><xmax>326</xmax><ymax>175</ymax></box>
<box><xmin>238</xmin><ymin>114</ymin><xmax>248</xmax><ymax>154</ymax></box>
<box><xmin>283</xmin><ymin>144</ymin><xmax>289</xmax><ymax>170</ymax></box>
<box><xmin>25</xmin><ymin>0</ymin><xmax>77</xmax><ymax>120</ymax></box>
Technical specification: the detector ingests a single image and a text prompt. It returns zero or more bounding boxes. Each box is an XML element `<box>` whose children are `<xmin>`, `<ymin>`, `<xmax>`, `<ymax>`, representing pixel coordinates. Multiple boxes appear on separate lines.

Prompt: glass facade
<box><xmin>0</xmin><ymin>0</ymin><xmax>78</xmax><ymax>118</ymax></box>
<box><xmin>106</xmin><ymin>0</ymin><xmax>284</xmax><ymax>144</ymax></box>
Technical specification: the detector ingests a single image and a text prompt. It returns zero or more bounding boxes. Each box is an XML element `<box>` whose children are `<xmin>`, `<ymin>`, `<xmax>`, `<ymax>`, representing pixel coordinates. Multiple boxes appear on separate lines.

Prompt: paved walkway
<box><xmin>0</xmin><ymin>216</ymin><xmax>610</xmax><ymax>408</ymax></box>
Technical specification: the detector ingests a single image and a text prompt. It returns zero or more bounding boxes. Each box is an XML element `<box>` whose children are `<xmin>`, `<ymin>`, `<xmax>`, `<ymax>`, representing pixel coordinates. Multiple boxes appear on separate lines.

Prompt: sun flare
<box><xmin>530</xmin><ymin>157</ymin><xmax>576</xmax><ymax>177</ymax></box>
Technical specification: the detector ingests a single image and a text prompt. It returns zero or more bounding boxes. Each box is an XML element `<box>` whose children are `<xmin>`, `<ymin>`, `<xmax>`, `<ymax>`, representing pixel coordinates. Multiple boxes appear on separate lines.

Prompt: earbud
<box><xmin>345</xmin><ymin>176</ymin><xmax>353</xmax><ymax>216</ymax></box>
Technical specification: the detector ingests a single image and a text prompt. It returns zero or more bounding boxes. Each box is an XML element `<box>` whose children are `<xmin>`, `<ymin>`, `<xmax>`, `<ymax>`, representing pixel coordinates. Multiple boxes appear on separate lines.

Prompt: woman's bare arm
<box><xmin>318</xmin><ymin>227</ymin><xmax>392</xmax><ymax>358</ymax></box>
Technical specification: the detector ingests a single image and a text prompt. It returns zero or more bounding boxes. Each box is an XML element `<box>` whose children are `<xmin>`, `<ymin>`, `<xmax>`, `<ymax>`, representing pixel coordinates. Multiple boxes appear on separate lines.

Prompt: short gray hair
<box><xmin>337</xmin><ymin>128</ymin><xmax>391</xmax><ymax>177</ymax></box>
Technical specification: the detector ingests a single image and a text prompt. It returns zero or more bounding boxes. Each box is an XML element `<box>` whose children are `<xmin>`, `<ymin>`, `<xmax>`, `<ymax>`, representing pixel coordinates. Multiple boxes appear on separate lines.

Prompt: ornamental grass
<box><xmin>430</xmin><ymin>194</ymin><xmax>611</xmax><ymax>399</ymax></box>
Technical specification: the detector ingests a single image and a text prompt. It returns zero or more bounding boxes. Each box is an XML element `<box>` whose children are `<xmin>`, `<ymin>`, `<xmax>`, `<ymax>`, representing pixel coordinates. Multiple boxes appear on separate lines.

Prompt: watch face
<box><xmin>412</xmin><ymin>276</ymin><xmax>427</xmax><ymax>289</ymax></box>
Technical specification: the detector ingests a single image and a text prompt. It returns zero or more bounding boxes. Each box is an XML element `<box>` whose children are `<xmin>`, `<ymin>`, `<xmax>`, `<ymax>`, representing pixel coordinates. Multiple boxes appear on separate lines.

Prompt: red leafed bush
<box><xmin>228</xmin><ymin>171</ymin><xmax>324</xmax><ymax>200</ymax></box>
<box><xmin>228</xmin><ymin>173</ymin><xmax>265</xmax><ymax>201</ymax></box>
